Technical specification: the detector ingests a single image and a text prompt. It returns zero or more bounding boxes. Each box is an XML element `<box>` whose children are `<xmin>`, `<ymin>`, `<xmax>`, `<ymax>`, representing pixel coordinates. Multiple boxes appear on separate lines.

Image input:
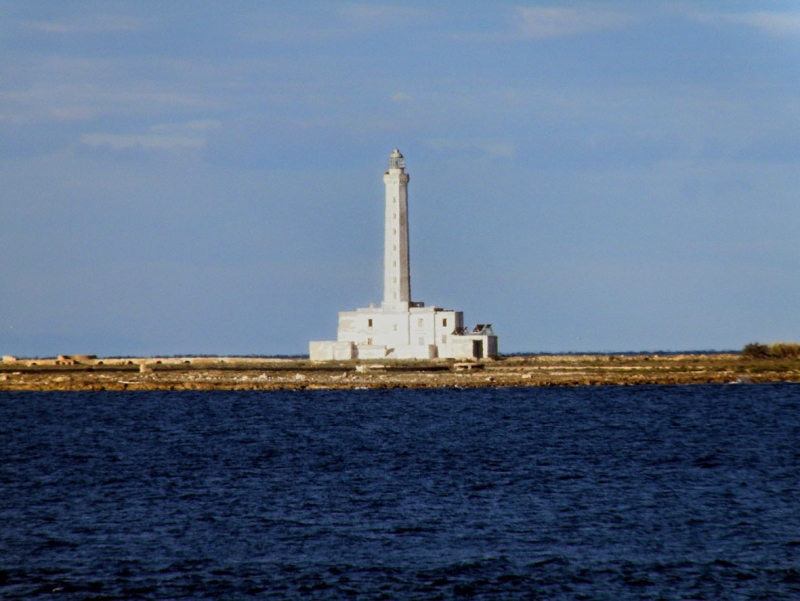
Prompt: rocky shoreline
<box><xmin>1</xmin><ymin>354</ymin><xmax>799</xmax><ymax>391</ymax></box>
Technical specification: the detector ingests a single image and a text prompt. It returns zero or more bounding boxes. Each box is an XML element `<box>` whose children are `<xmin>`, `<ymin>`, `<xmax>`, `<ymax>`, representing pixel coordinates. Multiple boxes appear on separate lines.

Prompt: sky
<box><xmin>2</xmin><ymin>1</ymin><xmax>799</xmax><ymax>357</ymax></box>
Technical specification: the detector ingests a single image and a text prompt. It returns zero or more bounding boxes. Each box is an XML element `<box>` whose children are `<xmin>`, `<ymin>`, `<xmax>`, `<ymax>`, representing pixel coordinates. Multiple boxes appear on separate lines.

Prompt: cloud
<box><xmin>81</xmin><ymin>133</ymin><xmax>201</xmax><ymax>152</ymax></box>
<box><xmin>514</xmin><ymin>6</ymin><xmax>634</xmax><ymax>39</ymax></box>
<box><xmin>24</xmin><ymin>14</ymin><xmax>151</xmax><ymax>35</ymax></box>
<box><xmin>391</xmin><ymin>92</ymin><xmax>413</xmax><ymax>103</ymax></box>
<box><xmin>424</xmin><ymin>138</ymin><xmax>517</xmax><ymax>161</ymax></box>
<box><xmin>80</xmin><ymin>121</ymin><xmax>220</xmax><ymax>153</ymax></box>
<box><xmin>4</xmin><ymin>84</ymin><xmax>212</xmax><ymax>124</ymax></box>
<box><xmin>689</xmin><ymin>10</ymin><xmax>800</xmax><ymax>37</ymax></box>
<box><xmin>204</xmin><ymin>115</ymin><xmax>387</xmax><ymax>169</ymax></box>
<box><xmin>335</xmin><ymin>3</ymin><xmax>424</xmax><ymax>27</ymax></box>
<box><xmin>1</xmin><ymin>55</ymin><xmax>220</xmax><ymax>125</ymax></box>
<box><xmin>242</xmin><ymin>4</ymin><xmax>423</xmax><ymax>44</ymax></box>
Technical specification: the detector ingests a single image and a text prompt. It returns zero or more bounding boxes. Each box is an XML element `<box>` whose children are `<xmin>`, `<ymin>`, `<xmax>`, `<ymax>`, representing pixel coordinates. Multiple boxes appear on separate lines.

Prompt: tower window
<box><xmin>368</xmin><ymin>319</ymin><xmax>373</xmax><ymax>328</ymax></box>
<box><xmin>442</xmin><ymin>335</ymin><xmax>447</xmax><ymax>343</ymax></box>
<box><xmin>442</xmin><ymin>318</ymin><xmax>447</xmax><ymax>327</ymax></box>
<box><xmin>367</xmin><ymin>337</ymin><xmax>373</xmax><ymax>345</ymax></box>
<box><xmin>418</xmin><ymin>318</ymin><xmax>424</xmax><ymax>327</ymax></box>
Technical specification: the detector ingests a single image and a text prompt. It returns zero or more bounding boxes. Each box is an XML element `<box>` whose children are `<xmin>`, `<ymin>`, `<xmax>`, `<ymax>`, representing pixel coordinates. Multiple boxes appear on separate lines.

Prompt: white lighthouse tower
<box><xmin>383</xmin><ymin>149</ymin><xmax>411</xmax><ymax>308</ymax></box>
<box><xmin>310</xmin><ymin>149</ymin><xmax>497</xmax><ymax>361</ymax></box>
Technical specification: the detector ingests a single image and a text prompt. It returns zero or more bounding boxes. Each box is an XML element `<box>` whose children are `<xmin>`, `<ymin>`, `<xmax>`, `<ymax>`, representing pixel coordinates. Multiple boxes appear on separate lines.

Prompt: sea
<box><xmin>1</xmin><ymin>384</ymin><xmax>798</xmax><ymax>600</ymax></box>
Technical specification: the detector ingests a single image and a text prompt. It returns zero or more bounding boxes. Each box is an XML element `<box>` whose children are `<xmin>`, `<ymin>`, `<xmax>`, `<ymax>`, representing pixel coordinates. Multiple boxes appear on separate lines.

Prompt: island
<box><xmin>1</xmin><ymin>353</ymin><xmax>799</xmax><ymax>391</ymax></box>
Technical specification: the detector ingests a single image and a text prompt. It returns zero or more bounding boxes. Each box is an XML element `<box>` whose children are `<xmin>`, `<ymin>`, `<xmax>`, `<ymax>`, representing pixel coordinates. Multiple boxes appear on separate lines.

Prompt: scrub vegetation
<box><xmin>741</xmin><ymin>342</ymin><xmax>800</xmax><ymax>359</ymax></box>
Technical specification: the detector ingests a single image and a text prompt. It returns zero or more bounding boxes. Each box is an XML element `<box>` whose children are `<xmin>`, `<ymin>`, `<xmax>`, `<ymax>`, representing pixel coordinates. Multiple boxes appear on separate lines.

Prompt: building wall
<box><xmin>311</xmin><ymin>332</ymin><xmax>497</xmax><ymax>361</ymax></box>
<box><xmin>336</xmin><ymin>306</ymin><xmax>464</xmax><ymax>351</ymax></box>
<box><xmin>390</xmin><ymin>344</ymin><xmax>437</xmax><ymax>360</ymax></box>
<box><xmin>338</xmin><ymin>308</ymin><xmax>410</xmax><ymax>348</ymax></box>
<box><xmin>309</xmin><ymin>340</ymin><xmax>355</xmax><ymax>361</ymax></box>
<box><xmin>440</xmin><ymin>334</ymin><xmax>498</xmax><ymax>360</ymax></box>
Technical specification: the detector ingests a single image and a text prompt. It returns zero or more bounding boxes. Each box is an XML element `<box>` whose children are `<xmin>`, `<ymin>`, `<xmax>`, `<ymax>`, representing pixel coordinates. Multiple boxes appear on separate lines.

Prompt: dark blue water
<box><xmin>1</xmin><ymin>385</ymin><xmax>798</xmax><ymax>600</ymax></box>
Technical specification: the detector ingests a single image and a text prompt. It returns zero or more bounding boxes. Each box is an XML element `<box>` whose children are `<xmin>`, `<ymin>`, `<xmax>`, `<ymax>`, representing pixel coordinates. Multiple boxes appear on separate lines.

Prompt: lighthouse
<box><xmin>310</xmin><ymin>150</ymin><xmax>498</xmax><ymax>361</ymax></box>
<box><xmin>383</xmin><ymin>149</ymin><xmax>411</xmax><ymax>308</ymax></box>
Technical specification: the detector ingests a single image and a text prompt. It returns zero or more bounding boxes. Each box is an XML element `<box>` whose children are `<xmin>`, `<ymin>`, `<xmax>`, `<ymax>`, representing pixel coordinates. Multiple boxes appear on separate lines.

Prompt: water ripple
<box><xmin>1</xmin><ymin>384</ymin><xmax>798</xmax><ymax>599</ymax></box>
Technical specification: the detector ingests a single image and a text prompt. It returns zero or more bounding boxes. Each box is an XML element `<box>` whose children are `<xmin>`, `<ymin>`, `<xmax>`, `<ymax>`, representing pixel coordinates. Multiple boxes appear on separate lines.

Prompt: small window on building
<box><xmin>442</xmin><ymin>335</ymin><xmax>447</xmax><ymax>343</ymax></box>
<box><xmin>418</xmin><ymin>318</ymin><xmax>424</xmax><ymax>327</ymax></box>
<box><xmin>393</xmin><ymin>324</ymin><xmax>397</xmax><ymax>331</ymax></box>
<box><xmin>368</xmin><ymin>319</ymin><xmax>373</xmax><ymax>328</ymax></box>
<box><xmin>393</xmin><ymin>260</ymin><xmax>396</xmax><ymax>267</ymax></box>
<box><xmin>442</xmin><ymin>318</ymin><xmax>447</xmax><ymax>327</ymax></box>
<box><xmin>367</xmin><ymin>337</ymin><xmax>373</xmax><ymax>345</ymax></box>
<box><xmin>393</xmin><ymin>228</ymin><xmax>396</xmax><ymax>235</ymax></box>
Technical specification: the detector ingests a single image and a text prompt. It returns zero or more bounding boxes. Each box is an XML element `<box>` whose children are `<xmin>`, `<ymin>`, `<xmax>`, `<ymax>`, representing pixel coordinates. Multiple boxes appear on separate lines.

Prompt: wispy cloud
<box><xmin>391</xmin><ymin>92</ymin><xmax>413</xmax><ymax>103</ymax></box>
<box><xmin>243</xmin><ymin>4</ymin><xmax>424</xmax><ymax>43</ymax></box>
<box><xmin>690</xmin><ymin>10</ymin><xmax>800</xmax><ymax>38</ymax></box>
<box><xmin>514</xmin><ymin>6</ymin><xmax>634</xmax><ymax>39</ymax></box>
<box><xmin>80</xmin><ymin>121</ymin><xmax>220</xmax><ymax>152</ymax></box>
<box><xmin>424</xmin><ymin>138</ymin><xmax>517</xmax><ymax>160</ymax></box>
<box><xmin>335</xmin><ymin>3</ymin><xmax>424</xmax><ymax>27</ymax></box>
<box><xmin>0</xmin><ymin>55</ymin><xmax>224</xmax><ymax>125</ymax></box>
<box><xmin>24</xmin><ymin>14</ymin><xmax>151</xmax><ymax>35</ymax></box>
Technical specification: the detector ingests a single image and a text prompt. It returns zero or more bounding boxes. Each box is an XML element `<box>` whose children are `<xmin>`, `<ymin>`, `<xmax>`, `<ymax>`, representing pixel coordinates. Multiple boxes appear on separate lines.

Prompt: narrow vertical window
<box><xmin>368</xmin><ymin>319</ymin><xmax>373</xmax><ymax>328</ymax></box>
<box><xmin>443</xmin><ymin>318</ymin><xmax>447</xmax><ymax>327</ymax></box>
<box><xmin>418</xmin><ymin>318</ymin><xmax>424</xmax><ymax>327</ymax></box>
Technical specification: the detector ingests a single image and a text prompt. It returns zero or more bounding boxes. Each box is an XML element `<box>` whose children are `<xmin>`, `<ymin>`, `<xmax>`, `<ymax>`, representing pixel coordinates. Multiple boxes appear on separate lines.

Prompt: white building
<box><xmin>310</xmin><ymin>150</ymin><xmax>498</xmax><ymax>361</ymax></box>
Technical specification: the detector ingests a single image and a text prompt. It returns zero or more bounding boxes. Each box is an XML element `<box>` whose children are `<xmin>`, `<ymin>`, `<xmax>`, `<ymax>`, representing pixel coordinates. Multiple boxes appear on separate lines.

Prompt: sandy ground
<box><xmin>1</xmin><ymin>354</ymin><xmax>799</xmax><ymax>391</ymax></box>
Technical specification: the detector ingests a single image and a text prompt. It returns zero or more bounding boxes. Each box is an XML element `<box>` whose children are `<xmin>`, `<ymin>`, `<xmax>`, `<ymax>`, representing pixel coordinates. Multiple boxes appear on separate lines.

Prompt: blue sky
<box><xmin>2</xmin><ymin>1</ymin><xmax>799</xmax><ymax>356</ymax></box>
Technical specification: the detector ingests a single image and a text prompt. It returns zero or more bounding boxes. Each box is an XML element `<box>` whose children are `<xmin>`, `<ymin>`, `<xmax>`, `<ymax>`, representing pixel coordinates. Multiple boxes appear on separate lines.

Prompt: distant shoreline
<box><xmin>2</xmin><ymin>354</ymin><xmax>799</xmax><ymax>391</ymax></box>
